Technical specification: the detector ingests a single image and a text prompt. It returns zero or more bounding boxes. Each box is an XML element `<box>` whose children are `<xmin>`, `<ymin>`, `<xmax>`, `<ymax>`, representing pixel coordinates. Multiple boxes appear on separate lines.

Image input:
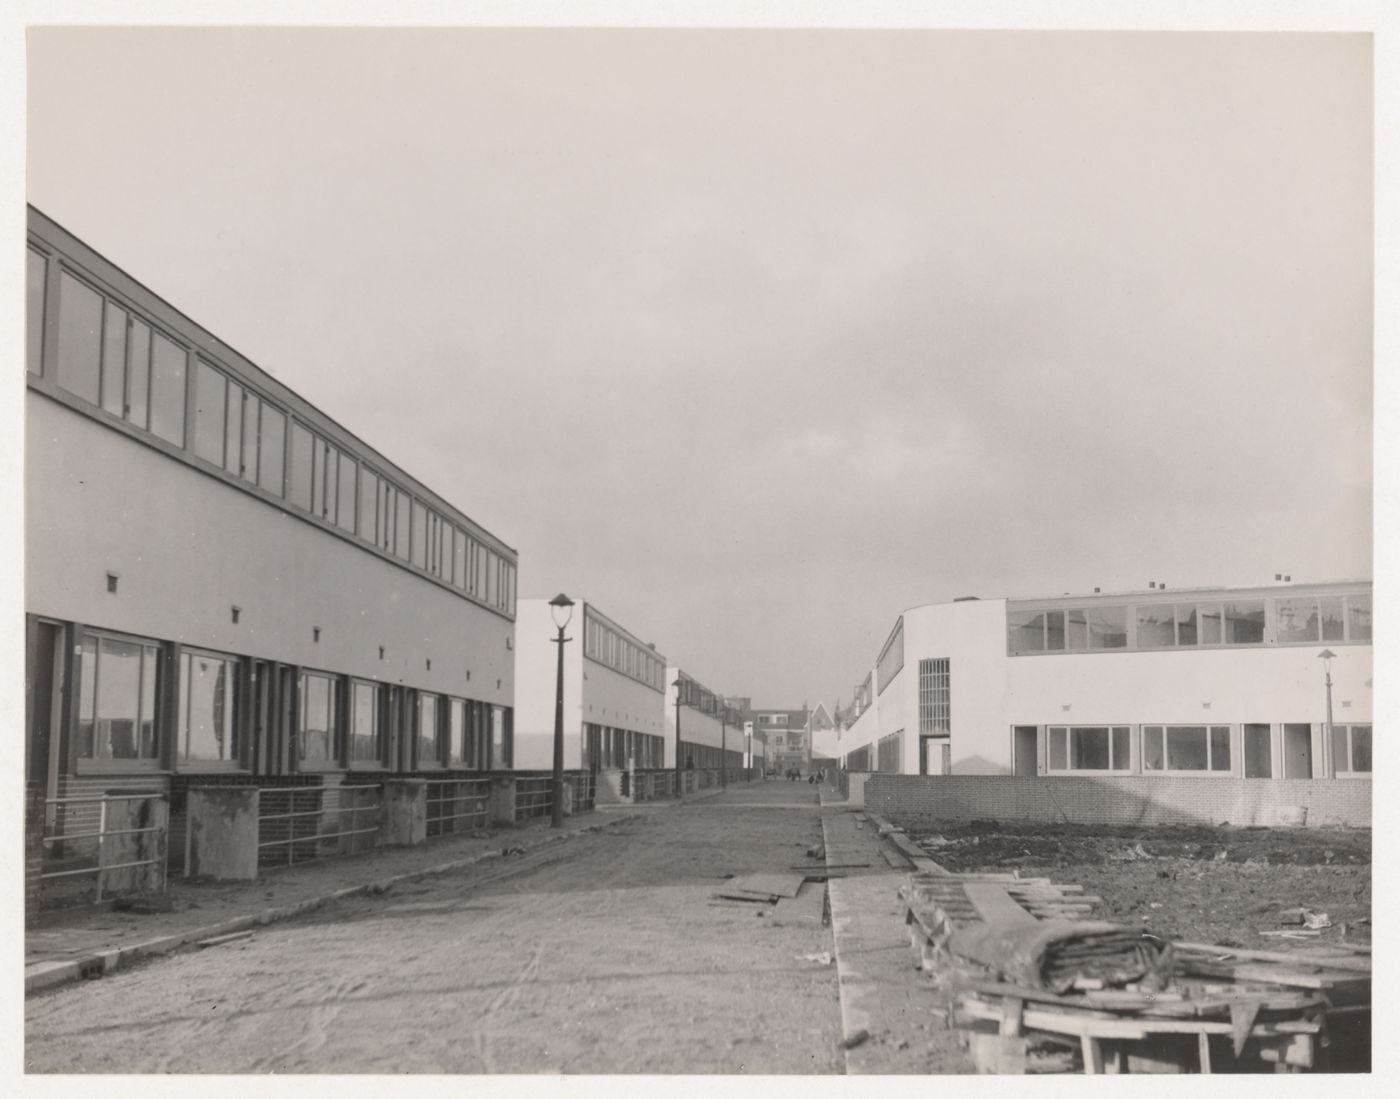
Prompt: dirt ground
<box><xmin>27</xmin><ymin>784</ymin><xmax>846</xmax><ymax>1074</ymax></box>
<box><xmin>897</xmin><ymin>817</ymin><xmax>1372</xmax><ymax>950</ymax></box>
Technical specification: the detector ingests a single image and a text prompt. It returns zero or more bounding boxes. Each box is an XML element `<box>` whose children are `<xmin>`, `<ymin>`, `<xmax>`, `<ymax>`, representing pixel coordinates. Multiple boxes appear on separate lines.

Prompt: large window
<box><xmin>448</xmin><ymin>697</ymin><xmax>467</xmax><ymax>767</ymax></box>
<box><xmin>149</xmin><ymin>330</ymin><xmax>187</xmax><ymax>446</ymax></box>
<box><xmin>27</xmin><ymin>248</ymin><xmax>47</xmax><ymax>375</ymax></box>
<box><xmin>877</xmin><ymin>731</ymin><xmax>903</xmax><ymax>772</ymax></box>
<box><xmin>418</xmin><ymin>692</ymin><xmax>442</xmax><ymax>767</ymax></box>
<box><xmin>1277</xmin><ymin>595</ymin><xmax>1366</xmax><ymax>644</ymax></box>
<box><xmin>1347</xmin><ymin>594</ymin><xmax>1372</xmax><ymax>641</ymax></box>
<box><xmin>1007</xmin><ymin>591</ymin><xmax>1373</xmax><ymax>654</ymax></box>
<box><xmin>877</xmin><ymin>618</ymin><xmax>905</xmax><ymax>693</ymax></box>
<box><xmin>299</xmin><ymin>671</ymin><xmax>339</xmax><ymax>767</ymax></box>
<box><xmin>1221</xmin><ymin>603</ymin><xmax>1265</xmax><ymax>644</ymax></box>
<box><xmin>1142</xmin><ymin>725</ymin><xmax>1231</xmax><ymax>773</ymax></box>
<box><xmin>1047</xmin><ymin>726</ymin><xmax>1131</xmax><ymax>773</ymax></box>
<box><xmin>490</xmin><ymin>705</ymin><xmax>512</xmax><ymax>769</ymax></box>
<box><xmin>349</xmin><ymin>681</ymin><xmax>383</xmax><ymax>766</ymax></box>
<box><xmin>1331</xmin><ymin>725</ymin><xmax>1371</xmax><ymax>776</ymax></box>
<box><xmin>918</xmin><ymin>658</ymin><xmax>950</xmax><ymax>734</ymax></box>
<box><xmin>178</xmin><ymin>649</ymin><xmax>243</xmax><ymax>767</ymax></box>
<box><xmin>76</xmin><ymin>632</ymin><xmax>160</xmax><ymax>764</ymax></box>
<box><xmin>55</xmin><ymin>270</ymin><xmax>103</xmax><ymax>404</ymax></box>
<box><xmin>193</xmin><ymin>360</ymin><xmax>229</xmax><ymax>465</ymax></box>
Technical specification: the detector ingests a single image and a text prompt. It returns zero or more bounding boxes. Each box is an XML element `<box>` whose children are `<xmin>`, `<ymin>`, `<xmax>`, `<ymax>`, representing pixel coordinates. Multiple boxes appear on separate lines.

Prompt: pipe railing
<box><xmin>40</xmin><ymin>791</ymin><xmax>167</xmax><ymax>904</ymax></box>
<box><xmin>256</xmin><ymin>783</ymin><xmax>382</xmax><ymax>868</ymax></box>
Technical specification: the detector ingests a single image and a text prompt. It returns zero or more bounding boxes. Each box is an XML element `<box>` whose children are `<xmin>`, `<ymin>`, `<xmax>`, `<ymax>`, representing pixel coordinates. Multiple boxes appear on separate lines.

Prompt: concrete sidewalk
<box><xmin>819</xmin><ymin>801</ymin><xmax>972</xmax><ymax>1074</ymax></box>
<box><xmin>25</xmin><ymin>794</ymin><xmax>735</xmax><ymax>996</ymax></box>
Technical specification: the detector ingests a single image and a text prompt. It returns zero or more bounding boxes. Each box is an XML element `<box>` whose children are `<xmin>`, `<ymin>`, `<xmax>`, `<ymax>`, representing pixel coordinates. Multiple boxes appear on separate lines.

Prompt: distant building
<box><xmin>667</xmin><ymin>670</ymin><xmax>744</xmax><ymax>775</ymax></box>
<box><xmin>743</xmin><ymin>706</ymin><xmax>811</xmax><ymax>774</ymax></box>
<box><xmin>513</xmin><ymin>598</ymin><xmax>667</xmax><ymax>780</ymax></box>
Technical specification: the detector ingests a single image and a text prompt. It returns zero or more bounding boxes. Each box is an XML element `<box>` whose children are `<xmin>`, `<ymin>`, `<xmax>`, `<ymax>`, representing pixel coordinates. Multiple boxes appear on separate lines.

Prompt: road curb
<box><xmin>25</xmin><ymin>812</ymin><xmax>641</xmax><ymax>996</ymax></box>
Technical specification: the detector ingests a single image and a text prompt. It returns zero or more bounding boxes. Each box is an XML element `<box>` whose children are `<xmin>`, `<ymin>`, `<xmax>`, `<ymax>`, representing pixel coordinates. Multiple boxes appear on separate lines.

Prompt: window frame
<box><xmin>347</xmin><ymin>678</ymin><xmax>386</xmax><ymax>770</ymax></box>
<box><xmin>176</xmin><ymin>645</ymin><xmax>248</xmax><ymax>773</ymax></box>
<box><xmin>1330</xmin><ymin>724</ymin><xmax>1372</xmax><ymax>777</ymax></box>
<box><xmin>1141</xmin><ymin>724</ymin><xmax>1233</xmax><ymax>776</ymax></box>
<box><xmin>1045</xmin><ymin>725</ymin><xmax>1132</xmax><ymax>775</ymax></box>
<box><xmin>297</xmin><ymin>668</ymin><xmax>343</xmax><ymax>772</ymax></box>
<box><xmin>417</xmin><ymin>690</ymin><xmax>445</xmax><ymax>770</ymax></box>
<box><xmin>73</xmin><ymin>627</ymin><xmax>164</xmax><ymax>774</ymax></box>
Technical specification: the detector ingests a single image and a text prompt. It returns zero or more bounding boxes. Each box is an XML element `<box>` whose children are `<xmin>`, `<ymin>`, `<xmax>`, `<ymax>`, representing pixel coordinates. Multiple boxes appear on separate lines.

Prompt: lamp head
<box><xmin>1318</xmin><ymin>649</ymin><xmax>1337</xmax><ymax>662</ymax></box>
<box><xmin>549</xmin><ymin>593</ymin><xmax>575</xmax><ymax>630</ymax></box>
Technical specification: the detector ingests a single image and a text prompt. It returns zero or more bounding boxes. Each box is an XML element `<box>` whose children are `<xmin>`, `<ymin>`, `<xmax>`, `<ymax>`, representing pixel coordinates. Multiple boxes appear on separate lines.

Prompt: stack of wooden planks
<box><xmin>899</xmin><ymin>870</ymin><xmax>1370</xmax><ymax>1074</ymax></box>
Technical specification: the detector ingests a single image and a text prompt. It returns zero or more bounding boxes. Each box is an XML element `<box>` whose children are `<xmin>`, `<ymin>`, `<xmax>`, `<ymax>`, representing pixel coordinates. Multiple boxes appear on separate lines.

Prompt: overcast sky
<box><xmin>25</xmin><ymin>26</ymin><xmax>1373</xmax><ymax>708</ymax></box>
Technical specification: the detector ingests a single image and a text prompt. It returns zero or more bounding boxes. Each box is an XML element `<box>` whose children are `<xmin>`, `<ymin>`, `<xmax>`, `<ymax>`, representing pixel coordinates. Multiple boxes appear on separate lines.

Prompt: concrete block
<box><xmin>187</xmin><ymin>787</ymin><xmax>260</xmax><ymax>881</ymax></box>
<box><xmin>102</xmin><ymin>792</ymin><xmax>168</xmax><ymax>895</ymax></box>
<box><xmin>382</xmin><ymin>779</ymin><xmax>428</xmax><ymax>847</ymax></box>
<box><xmin>487</xmin><ymin>775</ymin><xmax>517</xmax><ymax>827</ymax></box>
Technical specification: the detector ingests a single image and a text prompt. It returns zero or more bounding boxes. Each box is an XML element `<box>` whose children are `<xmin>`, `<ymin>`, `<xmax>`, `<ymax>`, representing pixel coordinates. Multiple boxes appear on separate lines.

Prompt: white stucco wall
<box><xmin>836</xmin><ymin>594</ymin><xmax>1372</xmax><ymax>779</ymax></box>
<box><xmin>663</xmin><ymin>665</ymin><xmax>730</xmax><ymax>767</ymax></box>
<box><xmin>513</xmin><ymin>599</ymin><xmax>666</xmax><ymax>771</ymax></box>
<box><xmin>27</xmin><ymin>394</ymin><xmax>515</xmax><ymax>705</ymax></box>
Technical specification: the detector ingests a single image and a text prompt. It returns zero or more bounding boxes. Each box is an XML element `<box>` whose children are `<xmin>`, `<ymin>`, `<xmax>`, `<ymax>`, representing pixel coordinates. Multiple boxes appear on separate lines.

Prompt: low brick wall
<box><xmin>866</xmin><ymin>774</ymin><xmax>1371</xmax><ymax>830</ymax></box>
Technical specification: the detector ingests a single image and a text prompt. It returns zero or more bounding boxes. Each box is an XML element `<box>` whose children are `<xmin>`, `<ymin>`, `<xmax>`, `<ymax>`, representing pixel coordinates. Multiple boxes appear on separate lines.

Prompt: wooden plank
<box><xmin>999</xmin><ymin>997</ymin><xmax>1025</xmax><ymax>1037</ymax></box>
<box><xmin>1081</xmin><ymin>1035</ymin><xmax>1104</xmax><ymax>1074</ymax></box>
<box><xmin>1171</xmin><ymin>942</ymin><xmax>1371</xmax><ymax>974</ymax></box>
<box><xmin>958</xmin><ymin>999</ymin><xmax>1321</xmax><ymax>1041</ymax></box>
<box><xmin>963</xmin><ymin>883</ymin><xmax>1038</xmax><ymax>927</ymax></box>
<box><xmin>730</xmin><ymin>872</ymin><xmax>804</xmax><ymax>899</ymax></box>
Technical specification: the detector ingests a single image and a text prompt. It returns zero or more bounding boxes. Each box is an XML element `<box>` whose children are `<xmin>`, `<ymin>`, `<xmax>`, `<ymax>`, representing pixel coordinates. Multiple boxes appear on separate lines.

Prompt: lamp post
<box><xmin>1318</xmin><ymin>649</ymin><xmax>1336</xmax><ymax>777</ymax></box>
<box><xmin>718</xmin><ymin>705</ymin><xmax>728</xmax><ymax>789</ymax></box>
<box><xmin>672</xmin><ymin>676</ymin><xmax>684</xmax><ymax>797</ymax></box>
<box><xmin>549</xmin><ymin>593</ymin><xmax>574</xmax><ymax>828</ymax></box>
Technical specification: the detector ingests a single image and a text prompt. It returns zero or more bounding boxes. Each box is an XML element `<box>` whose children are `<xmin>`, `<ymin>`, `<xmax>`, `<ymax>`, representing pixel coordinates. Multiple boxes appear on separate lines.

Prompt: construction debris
<box><xmin>900</xmin><ymin>870</ymin><xmax>1370</xmax><ymax>1074</ymax></box>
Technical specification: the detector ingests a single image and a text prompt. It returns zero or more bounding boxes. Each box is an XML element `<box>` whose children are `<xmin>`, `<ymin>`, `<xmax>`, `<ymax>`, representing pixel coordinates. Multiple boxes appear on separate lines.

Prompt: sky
<box><xmin>20</xmin><ymin>22</ymin><xmax>1376</xmax><ymax>709</ymax></box>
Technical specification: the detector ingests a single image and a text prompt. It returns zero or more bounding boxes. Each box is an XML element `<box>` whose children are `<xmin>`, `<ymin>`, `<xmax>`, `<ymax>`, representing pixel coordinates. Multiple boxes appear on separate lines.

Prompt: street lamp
<box><xmin>672</xmin><ymin>676</ymin><xmax>684</xmax><ymax>797</ymax></box>
<box><xmin>1318</xmin><ymin>649</ymin><xmax>1336</xmax><ymax>776</ymax></box>
<box><xmin>718</xmin><ymin>704</ymin><xmax>728</xmax><ymax>789</ymax></box>
<box><xmin>549</xmin><ymin>593</ymin><xmax>574</xmax><ymax>828</ymax></box>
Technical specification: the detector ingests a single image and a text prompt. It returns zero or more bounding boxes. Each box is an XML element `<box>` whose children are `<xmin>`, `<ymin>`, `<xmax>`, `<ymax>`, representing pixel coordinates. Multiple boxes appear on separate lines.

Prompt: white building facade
<box><xmin>513</xmin><ymin>598</ymin><xmax>667</xmax><ymax>775</ymax></box>
<box><xmin>839</xmin><ymin>582</ymin><xmax>1373</xmax><ymax>789</ymax></box>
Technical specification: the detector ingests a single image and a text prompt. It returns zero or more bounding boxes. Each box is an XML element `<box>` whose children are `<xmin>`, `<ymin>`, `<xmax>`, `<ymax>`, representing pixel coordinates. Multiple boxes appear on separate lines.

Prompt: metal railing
<box><xmin>514</xmin><ymin>775</ymin><xmax>554</xmax><ymax>821</ymax></box>
<box><xmin>40</xmin><ymin>791</ymin><xmax>168</xmax><ymax>904</ymax></box>
<box><xmin>425</xmin><ymin>777</ymin><xmax>491</xmax><ymax>838</ymax></box>
<box><xmin>256</xmin><ymin>783</ymin><xmax>382</xmax><ymax>868</ymax></box>
<box><xmin>574</xmin><ymin>772</ymin><xmax>597</xmax><ymax>812</ymax></box>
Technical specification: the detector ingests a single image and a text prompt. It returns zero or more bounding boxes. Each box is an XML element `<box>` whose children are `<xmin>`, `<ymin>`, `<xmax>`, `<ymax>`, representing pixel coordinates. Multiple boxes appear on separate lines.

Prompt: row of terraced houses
<box><xmin>22</xmin><ymin>207</ymin><xmax>777</xmax><ymax>921</ymax></box>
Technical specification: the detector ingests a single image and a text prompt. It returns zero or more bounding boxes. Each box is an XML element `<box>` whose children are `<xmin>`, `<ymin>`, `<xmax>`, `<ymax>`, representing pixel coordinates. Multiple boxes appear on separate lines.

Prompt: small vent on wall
<box><xmin>106</xmin><ymin>572</ymin><xmax>119</xmax><ymax>594</ymax></box>
<box><xmin>379</xmin><ymin>646</ymin><xmax>385</xmax><ymax>660</ymax></box>
<box><xmin>426</xmin><ymin>658</ymin><xmax>432</xmax><ymax>672</ymax></box>
<box><xmin>231</xmin><ymin>606</ymin><xmax>241</xmax><ymax>624</ymax></box>
<box><xmin>313</xmin><ymin>627</ymin><xmax>321</xmax><ymax>643</ymax></box>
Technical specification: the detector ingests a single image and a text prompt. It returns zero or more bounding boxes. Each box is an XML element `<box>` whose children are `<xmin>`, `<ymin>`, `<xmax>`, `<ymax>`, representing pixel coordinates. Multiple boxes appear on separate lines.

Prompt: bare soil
<box><xmin>896</xmin><ymin>818</ymin><xmax>1371</xmax><ymax>950</ymax></box>
<box><xmin>27</xmin><ymin>784</ymin><xmax>845</xmax><ymax>1074</ymax></box>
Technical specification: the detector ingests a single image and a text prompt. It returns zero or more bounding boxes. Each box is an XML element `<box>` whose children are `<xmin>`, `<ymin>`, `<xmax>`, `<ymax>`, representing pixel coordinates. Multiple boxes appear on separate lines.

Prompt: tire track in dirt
<box><xmin>471</xmin><ymin>938</ymin><xmax>547</xmax><ymax>1072</ymax></box>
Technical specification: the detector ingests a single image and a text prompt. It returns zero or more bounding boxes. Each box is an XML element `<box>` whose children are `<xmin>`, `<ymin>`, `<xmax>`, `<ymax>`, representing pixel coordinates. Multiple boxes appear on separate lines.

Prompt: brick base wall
<box><xmin>867</xmin><ymin>774</ymin><xmax>1371</xmax><ymax>830</ymax></box>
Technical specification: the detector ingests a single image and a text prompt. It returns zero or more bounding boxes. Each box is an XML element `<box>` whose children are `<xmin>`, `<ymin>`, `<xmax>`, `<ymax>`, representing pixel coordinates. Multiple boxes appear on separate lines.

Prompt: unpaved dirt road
<box><xmin>27</xmin><ymin>783</ymin><xmax>846</xmax><ymax>1074</ymax></box>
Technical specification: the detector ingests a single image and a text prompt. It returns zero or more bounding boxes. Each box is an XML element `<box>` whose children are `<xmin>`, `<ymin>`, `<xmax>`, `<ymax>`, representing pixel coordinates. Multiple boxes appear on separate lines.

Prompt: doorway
<box><xmin>921</xmin><ymin>736</ymin><xmax>951</xmax><ymax>775</ymax></box>
<box><xmin>1012</xmin><ymin>726</ymin><xmax>1038</xmax><ymax>776</ymax></box>
<box><xmin>1243</xmin><ymin>724</ymin><xmax>1273</xmax><ymax>779</ymax></box>
<box><xmin>1283</xmin><ymin>723</ymin><xmax>1313</xmax><ymax>779</ymax></box>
